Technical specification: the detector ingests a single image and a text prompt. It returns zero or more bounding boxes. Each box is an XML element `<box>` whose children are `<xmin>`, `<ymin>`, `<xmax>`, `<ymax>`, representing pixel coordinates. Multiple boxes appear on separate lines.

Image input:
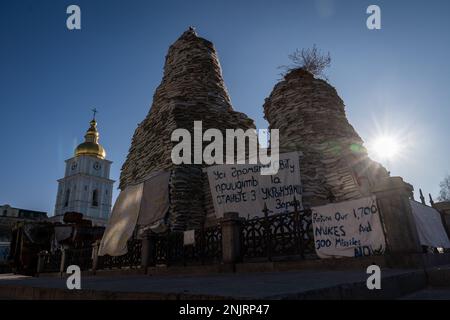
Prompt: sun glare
<box><xmin>371</xmin><ymin>135</ymin><xmax>401</xmax><ymax>160</ymax></box>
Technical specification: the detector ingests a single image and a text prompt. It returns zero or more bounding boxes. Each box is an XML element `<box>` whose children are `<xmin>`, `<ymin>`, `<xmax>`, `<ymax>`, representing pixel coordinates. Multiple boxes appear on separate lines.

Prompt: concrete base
<box><xmin>236</xmin><ymin>255</ymin><xmax>388</xmax><ymax>273</ymax></box>
<box><xmin>8</xmin><ymin>255</ymin><xmax>450</xmax><ymax>300</ymax></box>
<box><xmin>33</xmin><ymin>253</ymin><xmax>450</xmax><ymax>280</ymax></box>
<box><xmin>426</xmin><ymin>265</ymin><xmax>450</xmax><ymax>287</ymax></box>
<box><xmin>385</xmin><ymin>253</ymin><xmax>450</xmax><ymax>269</ymax></box>
<box><xmin>0</xmin><ymin>268</ymin><xmax>428</xmax><ymax>300</ymax></box>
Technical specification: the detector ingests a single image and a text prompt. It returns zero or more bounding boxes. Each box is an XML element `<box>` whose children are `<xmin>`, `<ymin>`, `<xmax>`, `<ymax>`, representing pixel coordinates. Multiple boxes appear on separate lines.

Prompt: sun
<box><xmin>370</xmin><ymin>135</ymin><xmax>401</xmax><ymax>160</ymax></box>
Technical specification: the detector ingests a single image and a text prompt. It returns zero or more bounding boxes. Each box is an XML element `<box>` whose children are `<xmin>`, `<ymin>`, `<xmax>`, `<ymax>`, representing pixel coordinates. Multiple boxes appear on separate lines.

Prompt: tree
<box><xmin>438</xmin><ymin>174</ymin><xmax>450</xmax><ymax>201</ymax></box>
<box><xmin>280</xmin><ymin>45</ymin><xmax>331</xmax><ymax>80</ymax></box>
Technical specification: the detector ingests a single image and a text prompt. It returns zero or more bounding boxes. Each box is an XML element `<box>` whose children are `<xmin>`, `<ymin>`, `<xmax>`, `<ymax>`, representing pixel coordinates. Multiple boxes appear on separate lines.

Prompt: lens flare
<box><xmin>370</xmin><ymin>135</ymin><xmax>400</xmax><ymax>160</ymax></box>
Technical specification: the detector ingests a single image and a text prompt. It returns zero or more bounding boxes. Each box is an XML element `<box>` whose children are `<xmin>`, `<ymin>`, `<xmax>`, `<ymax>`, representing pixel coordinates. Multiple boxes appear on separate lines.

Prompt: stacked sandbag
<box><xmin>263</xmin><ymin>68</ymin><xmax>389</xmax><ymax>207</ymax></box>
<box><xmin>120</xmin><ymin>28</ymin><xmax>255</xmax><ymax>230</ymax></box>
<box><xmin>168</xmin><ymin>165</ymin><xmax>204</xmax><ymax>231</ymax></box>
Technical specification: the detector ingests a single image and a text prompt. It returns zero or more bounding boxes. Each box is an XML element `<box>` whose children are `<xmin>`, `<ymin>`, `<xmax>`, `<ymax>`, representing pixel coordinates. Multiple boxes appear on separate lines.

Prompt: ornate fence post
<box><xmin>91</xmin><ymin>241</ymin><xmax>100</xmax><ymax>275</ymax></box>
<box><xmin>165</xmin><ymin>232</ymin><xmax>171</xmax><ymax>266</ymax></box>
<box><xmin>148</xmin><ymin>234</ymin><xmax>156</xmax><ymax>267</ymax></box>
<box><xmin>36</xmin><ymin>251</ymin><xmax>45</xmax><ymax>277</ymax></box>
<box><xmin>140</xmin><ymin>233</ymin><xmax>151</xmax><ymax>273</ymax></box>
<box><xmin>59</xmin><ymin>246</ymin><xmax>68</xmax><ymax>277</ymax></box>
<box><xmin>262</xmin><ymin>203</ymin><xmax>272</xmax><ymax>261</ymax></box>
<box><xmin>293</xmin><ymin>196</ymin><xmax>305</xmax><ymax>258</ymax></box>
<box><xmin>371</xmin><ymin>177</ymin><xmax>423</xmax><ymax>266</ymax></box>
<box><xmin>221</xmin><ymin>212</ymin><xmax>244</xmax><ymax>266</ymax></box>
<box><xmin>200</xmin><ymin>223</ymin><xmax>206</xmax><ymax>265</ymax></box>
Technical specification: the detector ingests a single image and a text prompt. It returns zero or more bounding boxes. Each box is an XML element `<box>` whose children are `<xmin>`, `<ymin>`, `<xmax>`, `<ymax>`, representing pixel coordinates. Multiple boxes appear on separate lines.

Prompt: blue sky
<box><xmin>0</xmin><ymin>0</ymin><xmax>449</xmax><ymax>214</ymax></box>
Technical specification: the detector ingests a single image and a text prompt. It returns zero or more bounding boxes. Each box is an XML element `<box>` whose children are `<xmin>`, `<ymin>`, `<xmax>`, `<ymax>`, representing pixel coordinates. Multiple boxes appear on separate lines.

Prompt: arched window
<box><xmin>64</xmin><ymin>189</ymin><xmax>70</xmax><ymax>207</ymax></box>
<box><xmin>92</xmin><ymin>189</ymin><xmax>99</xmax><ymax>207</ymax></box>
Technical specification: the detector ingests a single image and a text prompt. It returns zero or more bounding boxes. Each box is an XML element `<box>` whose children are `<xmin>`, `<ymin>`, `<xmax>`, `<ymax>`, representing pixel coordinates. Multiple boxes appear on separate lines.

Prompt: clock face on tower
<box><xmin>93</xmin><ymin>162</ymin><xmax>102</xmax><ymax>171</ymax></box>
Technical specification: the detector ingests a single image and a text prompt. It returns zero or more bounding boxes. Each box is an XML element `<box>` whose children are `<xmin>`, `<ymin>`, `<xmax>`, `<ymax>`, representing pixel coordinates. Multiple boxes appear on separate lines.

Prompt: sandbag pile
<box><xmin>202</xmin><ymin>169</ymin><xmax>217</xmax><ymax>226</ymax></box>
<box><xmin>168</xmin><ymin>165</ymin><xmax>204</xmax><ymax>231</ymax></box>
<box><xmin>263</xmin><ymin>68</ymin><xmax>388</xmax><ymax>207</ymax></box>
<box><xmin>120</xmin><ymin>28</ymin><xmax>255</xmax><ymax>230</ymax></box>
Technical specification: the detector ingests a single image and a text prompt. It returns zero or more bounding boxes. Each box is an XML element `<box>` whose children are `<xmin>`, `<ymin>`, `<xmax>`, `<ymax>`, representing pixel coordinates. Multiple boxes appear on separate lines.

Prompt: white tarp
<box><xmin>410</xmin><ymin>200</ymin><xmax>450</xmax><ymax>248</ymax></box>
<box><xmin>137</xmin><ymin>171</ymin><xmax>170</xmax><ymax>227</ymax></box>
<box><xmin>98</xmin><ymin>183</ymin><xmax>143</xmax><ymax>256</ymax></box>
<box><xmin>206</xmin><ymin>152</ymin><xmax>302</xmax><ymax>219</ymax></box>
<box><xmin>312</xmin><ymin>196</ymin><xmax>386</xmax><ymax>259</ymax></box>
<box><xmin>98</xmin><ymin>170</ymin><xmax>171</xmax><ymax>256</ymax></box>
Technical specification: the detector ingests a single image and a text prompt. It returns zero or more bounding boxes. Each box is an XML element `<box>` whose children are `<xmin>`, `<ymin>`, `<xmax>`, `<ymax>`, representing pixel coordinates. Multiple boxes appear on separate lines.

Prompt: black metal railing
<box><xmin>39</xmin><ymin>250</ymin><xmax>62</xmax><ymax>273</ymax></box>
<box><xmin>65</xmin><ymin>247</ymin><xmax>93</xmax><ymax>271</ymax></box>
<box><xmin>150</xmin><ymin>224</ymin><xmax>222</xmax><ymax>266</ymax></box>
<box><xmin>39</xmin><ymin>247</ymin><xmax>93</xmax><ymax>274</ymax></box>
<box><xmin>37</xmin><ymin>203</ymin><xmax>316</xmax><ymax>273</ymax></box>
<box><xmin>241</xmin><ymin>200</ymin><xmax>315</xmax><ymax>261</ymax></box>
<box><xmin>97</xmin><ymin>239</ymin><xmax>142</xmax><ymax>270</ymax></box>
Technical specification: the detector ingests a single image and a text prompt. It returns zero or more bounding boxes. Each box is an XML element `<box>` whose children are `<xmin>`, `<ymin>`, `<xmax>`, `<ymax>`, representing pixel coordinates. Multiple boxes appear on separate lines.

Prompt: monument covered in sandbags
<box><xmin>100</xmin><ymin>30</ymin><xmax>390</xmax><ymax>257</ymax></box>
<box><xmin>102</xmin><ymin>27</ymin><xmax>255</xmax><ymax>255</ymax></box>
<box><xmin>263</xmin><ymin>67</ymin><xmax>389</xmax><ymax>208</ymax></box>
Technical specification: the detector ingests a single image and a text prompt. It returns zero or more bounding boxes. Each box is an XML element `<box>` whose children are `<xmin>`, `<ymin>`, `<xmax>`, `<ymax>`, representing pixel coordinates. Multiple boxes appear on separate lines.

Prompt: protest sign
<box><xmin>206</xmin><ymin>152</ymin><xmax>302</xmax><ymax>218</ymax></box>
<box><xmin>312</xmin><ymin>196</ymin><xmax>386</xmax><ymax>258</ymax></box>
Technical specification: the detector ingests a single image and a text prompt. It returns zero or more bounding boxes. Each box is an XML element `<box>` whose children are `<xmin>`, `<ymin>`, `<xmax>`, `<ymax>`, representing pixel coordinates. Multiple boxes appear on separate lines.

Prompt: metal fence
<box><xmin>38</xmin><ymin>239</ymin><xmax>142</xmax><ymax>274</ymax></box>
<box><xmin>149</xmin><ymin>224</ymin><xmax>222</xmax><ymax>266</ymax></box>
<box><xmin>37</xmin><ymin>204</ymin><xmax>318</xmax><ymax>274</ymax></box>
<box><xmin>39</xmin><ymin>250</ymin><xmax>62</xmax><ymax>273</ymax></box>
<box><xmin>66</xmin><ymin>247</ymin><xmax>93</xmax><ymax>271</ymax></box>
<box><xmin>97</xmin><ymin>239</ymin><xmax>142</xmax><ymax>270</ymax></box>
<box><xmin>241</xmin><ymin>203</ymin><xmax>315</xmax><ymax>261</ymax></box>
<box><xmin>39</xmin><ymin>247</ymin><xmax>92</xmax><ymax>274</ymax></box>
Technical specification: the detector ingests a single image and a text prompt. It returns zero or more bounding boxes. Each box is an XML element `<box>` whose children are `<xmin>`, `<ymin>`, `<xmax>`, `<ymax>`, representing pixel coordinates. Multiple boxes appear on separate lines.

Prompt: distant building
<box><xmin>0</xmin><ymin>205</ymin><xmax>47</xmax><ymax>222</ymax></box>
<box><xmin>51</xmin><ymin>115</ymin><xmax>114</xmax><ymax>226</ymax></box>
<box><xmin>0</xmin><ymin>242</ymin><xmax>9</xmax><ymax>264</ymax></box>
<box><xmin>0</xmin><ymin>204</ymin><xmax>48</xmax><ymax>262</ymax></box>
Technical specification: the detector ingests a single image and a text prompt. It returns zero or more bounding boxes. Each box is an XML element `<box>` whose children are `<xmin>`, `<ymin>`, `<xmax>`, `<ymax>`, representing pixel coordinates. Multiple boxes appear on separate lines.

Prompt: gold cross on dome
<box><xmin>91</xmin><ymin>108</ymin><xmax>98</xmax><ymax>120</ymax></box>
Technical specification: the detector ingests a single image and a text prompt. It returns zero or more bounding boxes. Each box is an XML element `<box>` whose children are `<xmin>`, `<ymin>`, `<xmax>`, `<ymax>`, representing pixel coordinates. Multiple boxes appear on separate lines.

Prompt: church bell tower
<box><xmin>53</xmin><ymin>112</ymin><xmax>114</xmax><ymax>226</ymax></box>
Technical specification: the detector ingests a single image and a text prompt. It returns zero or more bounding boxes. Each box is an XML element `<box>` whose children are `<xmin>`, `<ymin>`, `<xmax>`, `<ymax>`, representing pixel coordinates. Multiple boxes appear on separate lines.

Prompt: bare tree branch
<box><xmin>438</xmin><ymin>174</ymin><xmax>450</xmax><ymax>201</ymax></box>
<box><xmin>279</xmin><ymin>45</ymin><xmax>331</xmax><ymax>80</ymax></box>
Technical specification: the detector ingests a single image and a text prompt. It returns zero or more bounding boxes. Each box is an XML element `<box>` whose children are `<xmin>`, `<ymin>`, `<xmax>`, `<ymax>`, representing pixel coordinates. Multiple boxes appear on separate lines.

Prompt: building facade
<box><xmin>0</xmin><ymin>204</ymin><xmax>48</xmax><ymax>242</ymax></box>
<box><xmin>0</xmin><ymin>204</ymin><xmax>48</xmax><ymax>262</ymax></box>
<box><xmin>53</xmin><ymin>117</ymin><xmax>114</xmax><ymax>226</ymax></box>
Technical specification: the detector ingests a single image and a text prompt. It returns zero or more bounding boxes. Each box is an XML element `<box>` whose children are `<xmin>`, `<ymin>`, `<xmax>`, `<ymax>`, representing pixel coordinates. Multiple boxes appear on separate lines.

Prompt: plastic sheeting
<box><xmin>137</xmin><ymin>171</ymin><xmax>170</xmax><ymax>227</ymax></box>
<box><xmin>410</xmin><ymin>200</ymin><xmax>450</xmax><ymax>248</ymax></box>
<box><xmin>98</xmin><ymin>183</ymin><xmax>144</xmax><ymax>256</ymax></box>
<box><xmin>98</xmin><ymin>170</ymin><xmax>170</xmax><ymax>256</ymax></box>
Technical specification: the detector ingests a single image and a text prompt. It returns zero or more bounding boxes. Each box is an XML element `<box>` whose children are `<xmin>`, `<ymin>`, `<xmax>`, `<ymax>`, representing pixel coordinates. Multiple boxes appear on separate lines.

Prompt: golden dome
<box><xmin>74</xmin><ymin>119</ymin><xmax>106</xmax><ymax>159</ymax></box>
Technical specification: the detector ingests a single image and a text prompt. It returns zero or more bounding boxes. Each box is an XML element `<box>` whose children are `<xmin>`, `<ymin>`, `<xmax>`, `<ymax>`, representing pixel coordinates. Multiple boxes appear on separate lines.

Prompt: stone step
<box><xmin>0</xmin><ymin>268</ymin><xmax>427</xmax><ymax>300</ymax></box>
<box><xmin>277</xmin><ymin>270</ymin><xmax>427</xmax><ymax>300</ymax></box>
<box><xmin>400</xmin><ymin>287</ymin><xmax>450</xmax><ymax>300</ymax></box>
<box><xmin>426</xmin><ymin>265</ymin><xmax>450</xmax><ymax>287</ymax></box>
